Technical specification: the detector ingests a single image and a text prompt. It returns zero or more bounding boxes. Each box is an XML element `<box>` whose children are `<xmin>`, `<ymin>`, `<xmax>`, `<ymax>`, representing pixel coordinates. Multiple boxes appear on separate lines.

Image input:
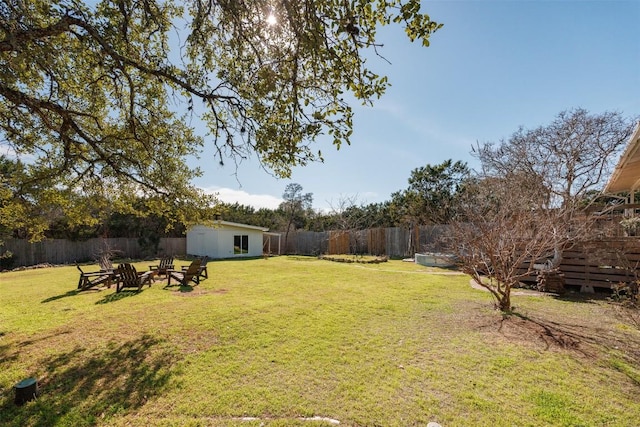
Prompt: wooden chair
<box><xmin>149</xmin><ymin>256</ymin><xmax>174</xmax><ymax>278</ymax></box>
<box><xmin>76</xmin><ymin>259</ymin><xmax>115</xmax><ymax>290</ymax></box>
<box><xmin>199</xmin><ymin>256</ymin><xmax>209</xmax><ymax>280</ymax></box>
<box><xmin>98</xmin><ymin>257</ymin><xmax>114</xmax><ymax>273</ymax></box>
<box><xmin>182</xmin><ymin>256</ymin><xmax>208</xmax><ymax>280</ymax></box>
<box><xmin>167</xmin><ymin>259</ymin><xmax>202</xmax><ymax>287</ymax></box>
<box><xmin>115</xmin><ymin>263</ymin><xmax>153</xmax><ymax>293</ymax></box>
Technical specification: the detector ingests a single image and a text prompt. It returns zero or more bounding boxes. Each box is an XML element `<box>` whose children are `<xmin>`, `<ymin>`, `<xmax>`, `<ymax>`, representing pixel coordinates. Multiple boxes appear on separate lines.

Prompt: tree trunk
<box><xmin>498</xmin><ymin>284</ymin><xmax>512</xmax><ymax>312</ymax></box>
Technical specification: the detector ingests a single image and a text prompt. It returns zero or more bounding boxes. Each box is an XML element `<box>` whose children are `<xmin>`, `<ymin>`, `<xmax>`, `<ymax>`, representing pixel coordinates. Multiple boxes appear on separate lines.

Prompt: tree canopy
<box><xmin>280</xmin><ymin>182</ymin><xmax>313</xmax><ymax>247</ymax></box>
<box><xmin>390</xmin><ymin>159</ymin><xmax>469</xmax><ymax>225</ymax></box>
<box><xmin>0</xmin><ymin>0</ymin><xmax>441</xmax><ymax>239</ymax></box>
<box><xmin>473</xmin><ymin>108</ymin><xmax>637</xmax><ymax>208</ymax></box>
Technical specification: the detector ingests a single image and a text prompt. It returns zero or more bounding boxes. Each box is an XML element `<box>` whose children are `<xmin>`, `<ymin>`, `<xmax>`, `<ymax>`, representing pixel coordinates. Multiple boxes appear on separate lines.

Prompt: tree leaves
<box><xmin>392</xmin><ymin>159</ymin><xmax>470</xmax><ymax>225</ymax></box>
<box><xmin>0</xmin><ymin>0</ymin><xmax>441</xmax><ymax>239</ymax></box>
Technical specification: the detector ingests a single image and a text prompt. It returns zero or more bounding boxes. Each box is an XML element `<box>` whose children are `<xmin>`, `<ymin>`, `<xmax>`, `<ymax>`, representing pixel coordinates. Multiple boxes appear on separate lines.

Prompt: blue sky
<box><xmin>192</xmin><ymin>0</ymin><xmax>640</xmax><ymax>211</ymax></box>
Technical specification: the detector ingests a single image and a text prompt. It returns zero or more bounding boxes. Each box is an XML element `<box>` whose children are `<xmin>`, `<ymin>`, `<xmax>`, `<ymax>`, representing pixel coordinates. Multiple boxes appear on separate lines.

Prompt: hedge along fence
<box><xmin>2</xmin><ymin>237</ymin><xmax>186</xmax><ymax>269</ymax></box>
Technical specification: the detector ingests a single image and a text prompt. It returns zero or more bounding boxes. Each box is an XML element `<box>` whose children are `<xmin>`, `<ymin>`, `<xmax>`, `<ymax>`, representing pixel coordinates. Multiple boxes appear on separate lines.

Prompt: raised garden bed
<box><xmin>319</xmin><ymin>255</ymin><xmax>388</xmax><ymax>264</ymax></box>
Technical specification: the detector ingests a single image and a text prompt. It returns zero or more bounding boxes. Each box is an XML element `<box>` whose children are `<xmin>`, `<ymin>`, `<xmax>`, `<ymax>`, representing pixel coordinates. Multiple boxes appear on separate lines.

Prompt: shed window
<box><xmin>234</xmin><ymin>235</ymin><xmax>249</xmax><ymax>254</ymax></box>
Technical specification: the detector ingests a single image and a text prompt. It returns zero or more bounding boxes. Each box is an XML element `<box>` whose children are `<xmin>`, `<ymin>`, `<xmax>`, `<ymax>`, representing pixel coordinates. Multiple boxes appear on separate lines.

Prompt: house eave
<box><xmin>603</xmin><ymin>121</ymin><xmax>640</xmax><ymax>194</ymax></box>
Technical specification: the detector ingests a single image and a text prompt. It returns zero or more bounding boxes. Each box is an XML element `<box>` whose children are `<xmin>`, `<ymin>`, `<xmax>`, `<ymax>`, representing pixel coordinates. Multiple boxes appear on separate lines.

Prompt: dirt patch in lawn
<box><xmin>459</xmin><ymin>295</ymin><xmax>640</xmax><ymax>366</ymax></box>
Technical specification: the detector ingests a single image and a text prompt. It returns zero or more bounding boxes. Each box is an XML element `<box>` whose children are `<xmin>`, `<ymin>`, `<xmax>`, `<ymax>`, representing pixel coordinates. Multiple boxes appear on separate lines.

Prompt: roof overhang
<box><xmin>191</xmin><ymin>220</ymin><xmax>269</xmax><ymax>232</ymax></box>
<box><xmin>213</xmin><ymin>220</ymin><xmax>269</xmax><ymax>232</ymax></box>
<box><xmin>603</xmin><ymin>121</ymin><xmax>640</xmax><ymax>194</ymax></box>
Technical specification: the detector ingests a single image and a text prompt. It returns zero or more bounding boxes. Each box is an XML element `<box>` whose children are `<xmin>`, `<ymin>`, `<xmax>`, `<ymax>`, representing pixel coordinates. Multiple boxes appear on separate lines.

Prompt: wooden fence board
<box><xmin>285</xmin><ymin>230</ymin><xmax>328</xmax><ymax>255</ymax></box>
<box><xmin>328</xmin><ymin>231</ymin><xmax>350</xmax><ymax>255</ymax></box>
<box><xmin>557</xmin><ymin>239</ymin><xmax>640</xmax><ymax>289</ymax></box>
<box><xmin>367</xmin><ymin>228</ymin><xmax>386</xmax><ymax>255</ymax></box>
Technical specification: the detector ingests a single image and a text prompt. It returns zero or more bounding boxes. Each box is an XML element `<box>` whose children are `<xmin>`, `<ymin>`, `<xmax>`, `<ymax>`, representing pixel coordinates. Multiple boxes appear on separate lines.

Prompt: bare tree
<box><xmin>474</xmin><ymin>108</ymin><xmax>636</xmax><ymax>208</ymax></box>
<box><xmin>447</xmin><ymin>172</ymin><xmax>589</xmax><ymax>312</ymax></box>
<box><xmin>451</xmin><ymin>109</ymin><xmax>636</xmax><ymax>311</ymax></box>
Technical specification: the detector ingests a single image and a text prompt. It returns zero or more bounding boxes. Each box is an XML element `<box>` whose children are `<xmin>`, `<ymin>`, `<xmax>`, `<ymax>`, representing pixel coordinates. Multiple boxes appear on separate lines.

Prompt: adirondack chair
<box><xmin>181</xmin><ymin>256</ymin><xmax>208</xmax><ymax>280</ymax></box>
<box><xmin>198</xmin><ymin>256</ymin><xmax>209</xmax><ymax>280</ymax></box>
<box><xmin>115</xmin><ymin>263</ymin><xmax>153</xmax><ymax>293</ymax></box>
<box><xmin>76</xmin><ymin>258</ymin><xmax>115</xmax><ymax>290</ymax></box>
<box><xmin>149</xmin><ymin>256</ymin><xmax>174</xmax><ymax>278</ymax></box>
<box><xmin>166</xmin><ymin>258</ymin><xmax>202</xmax><ymax>287</ymax></box>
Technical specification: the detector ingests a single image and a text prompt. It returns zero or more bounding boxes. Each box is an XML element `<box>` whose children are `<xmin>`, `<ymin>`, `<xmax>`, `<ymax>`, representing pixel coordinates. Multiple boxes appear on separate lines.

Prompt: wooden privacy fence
<box><xmin>328</xmin><ymin>230</ymin><xmax>350</xmax><ymax>255</ymax></box>
<box><xmin>2</xmin><ymin>237</ymin><xmax>186</xmax><ymax>268</ymax></box>
<box><xmin>6</xmin><ymin>229</ymin><xmax>639</xmax><ymax>293</ymax></box>
<box><xmin>367</xmin><ymin>228</ymin><xmax>386</xmax><ymax>255</ymax></box>
<box><xmin>560</xmin><ymin>239</ymin><xmax>640</xmax><ymax>291</ymax></box>
<box><xmin>2</xmin><ymin>226</ymin><xmax>449</xmax><ymax>268</ymax></box>
<box><xmin>282</xmin><ymin>230</ymin><xmax>329</xmax><ymax>256</ymax></box>
<box><xmin>288</xmin><ymin>226</ymin><xmax>449</xmax><ymax>258</ymax></box>
<box><xmin>514</xmin><ymin>238</ymin><xmax>640</xmax><ymax>292</ymax></box>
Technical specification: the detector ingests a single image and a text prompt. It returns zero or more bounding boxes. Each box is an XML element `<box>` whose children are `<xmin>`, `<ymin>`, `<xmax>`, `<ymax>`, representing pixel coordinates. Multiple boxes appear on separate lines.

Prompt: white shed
<box><xmin>186</xmin><ymin>221</ymin><xmax>269</xmax><ymax>259</ymax></box>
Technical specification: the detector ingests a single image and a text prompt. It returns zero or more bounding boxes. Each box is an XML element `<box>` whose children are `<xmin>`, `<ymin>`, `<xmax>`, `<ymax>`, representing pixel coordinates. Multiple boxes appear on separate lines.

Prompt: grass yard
<box><xmin>1</xmin><ymin>256</ymin><xmax>639</xmax><ymax>426</ymax></box>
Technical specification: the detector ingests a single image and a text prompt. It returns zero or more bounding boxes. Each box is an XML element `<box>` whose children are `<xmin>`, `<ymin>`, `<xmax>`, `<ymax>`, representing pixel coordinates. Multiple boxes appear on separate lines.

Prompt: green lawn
<box><xmin>1</xmin><ymin>257</ymin><xmax>639</xmax><ymax>426</ymax></box>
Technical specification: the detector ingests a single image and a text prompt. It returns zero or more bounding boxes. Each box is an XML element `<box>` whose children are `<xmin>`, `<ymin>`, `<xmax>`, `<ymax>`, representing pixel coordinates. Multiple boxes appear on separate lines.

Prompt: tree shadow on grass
<box><xmin>550</xmin><ymin>290</ymin><xmax>611</xmax><ymax>305</ymax></box>
<box><xmin>0</xmin><ymin>334</ymin><xmax>177</xmax><ymax>426</ymax></box>
<box><xmin>1</xmin><ymin>331</ymin><xmax>72</xmax><ymax>386</ymax></box>
<box><xmin>498</xmin><ymin>310</ymin><xmax>640</xmax><ymax>367</ymax></box>
<box><xmin>510</xmin><ymin>309</ymin><xmax>640</xmax><ymax>386</ymax></box>
<box><xmin>0</xmin><ymin>331</ymin><xmax>18</xmax><ymax>366</ymax></box>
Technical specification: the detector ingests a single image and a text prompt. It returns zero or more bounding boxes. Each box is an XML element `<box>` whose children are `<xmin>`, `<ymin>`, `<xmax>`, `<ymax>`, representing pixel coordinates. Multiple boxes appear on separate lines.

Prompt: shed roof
<box><xmin>211</xmin><ymin>220</ymin><xmax>269</xmax><ymax>232</ymax></box>
<box><xmin>604</xmin><ymin>122</ymin><xmax>640</xmax><ymax>194</ymax></box>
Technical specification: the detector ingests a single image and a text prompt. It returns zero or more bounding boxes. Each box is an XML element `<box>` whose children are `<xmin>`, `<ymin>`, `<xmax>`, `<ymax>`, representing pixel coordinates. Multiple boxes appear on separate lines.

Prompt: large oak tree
<box><xmin>0</xmin><ymin>0</ymin><xmax>441</xmax><ymax>239</ymax></box>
